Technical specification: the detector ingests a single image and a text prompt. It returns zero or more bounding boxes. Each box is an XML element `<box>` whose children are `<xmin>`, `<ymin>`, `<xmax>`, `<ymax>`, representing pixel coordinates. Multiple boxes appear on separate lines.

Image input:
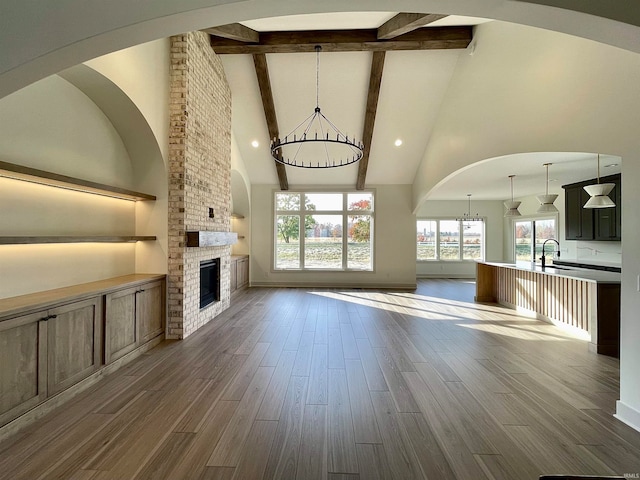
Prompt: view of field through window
<box><xmin>275</xmin><ymin>192</ymin><xmax>373</xmax><ymax>270</ymax></box>
<box><xmin>417</xmin><ymin>219</ymin><xmax>484</xmax><ymax>261</ymax></box>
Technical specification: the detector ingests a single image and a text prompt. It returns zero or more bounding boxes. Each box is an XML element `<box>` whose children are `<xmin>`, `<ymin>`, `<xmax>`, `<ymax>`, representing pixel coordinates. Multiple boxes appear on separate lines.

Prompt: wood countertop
<box><xmin>0</xmin><ymin>274</ymin><xmax>166</xmax><ymax>320</ymax></box>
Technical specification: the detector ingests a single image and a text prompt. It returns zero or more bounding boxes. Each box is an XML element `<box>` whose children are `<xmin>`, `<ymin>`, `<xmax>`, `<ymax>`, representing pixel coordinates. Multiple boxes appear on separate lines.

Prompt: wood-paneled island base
<box><xmin>476</xmin><ymin>262</ymin><xmax>620</xmax><ymax>357</ymax></box>
<box><xmin>0</xmin><ymin>274</ymin><xmax>166</xmax><ymax>440</ymax></box>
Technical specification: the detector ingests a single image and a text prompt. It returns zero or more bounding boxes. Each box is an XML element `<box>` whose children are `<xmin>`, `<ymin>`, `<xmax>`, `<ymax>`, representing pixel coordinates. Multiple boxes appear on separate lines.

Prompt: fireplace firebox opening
<box><xmin>200</xmin><ymin>258</ymin><xmax>220</xmax><ymax>309</ymax></box>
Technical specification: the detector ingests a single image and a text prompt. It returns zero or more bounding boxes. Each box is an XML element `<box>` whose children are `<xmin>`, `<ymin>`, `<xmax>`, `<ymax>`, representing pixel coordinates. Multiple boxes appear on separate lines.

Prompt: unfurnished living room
<box><xmin>1</xmin><ymin>1</ymin><xmax>640</xmax><ymax>479</ymax></box>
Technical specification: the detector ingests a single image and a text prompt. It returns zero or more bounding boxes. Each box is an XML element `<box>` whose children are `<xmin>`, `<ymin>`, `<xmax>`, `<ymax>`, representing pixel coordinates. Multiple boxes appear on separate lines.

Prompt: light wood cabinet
<box><xmin>137</xmin><ymin>280</ymin><xmax>165</xmax><ymax>344</ymax></box>
<box><xmin>105</xmin><ymin>280</ymin><xmax>165</xmax><ymax>364</ymax></box>
<box><xmin>0</xmin><ymin>311</ymin><xmax>47</xmax><ymax>427</ymax></box>
<box><xmin>0</xmin><ymin>296</ymin><xmax>102</xmax><ymax>422</ymax></box>
<box><xmin>0</xmin><ymin>274</ymin><xmax>165</xmax><ymax>429</ymax></box>
<box><xmin>230</xmin><ymin>255</ymin><xmax>249</xmax><ymax>293</ymax></box>
<box><xmin>47</xmin><ymin>297</ymin><xmax>102</xmax><ymax>395</ymax></box>
<box><xmin>105</xmin><ymin>286</ymin><xmax>138</xmax><ymax>364</ymax></box>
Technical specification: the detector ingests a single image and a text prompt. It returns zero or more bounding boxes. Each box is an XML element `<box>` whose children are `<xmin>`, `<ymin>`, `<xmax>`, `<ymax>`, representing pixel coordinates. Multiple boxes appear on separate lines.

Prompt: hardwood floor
<box><xmin>1</xmin><ymin>279</ymin><xmax>639</xmax><ymax>479</ymax></box>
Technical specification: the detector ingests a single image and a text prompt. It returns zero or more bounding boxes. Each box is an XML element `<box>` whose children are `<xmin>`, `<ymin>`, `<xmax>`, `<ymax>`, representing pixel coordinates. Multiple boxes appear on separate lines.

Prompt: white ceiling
<box><xmin>219</xmin><ymin>12</ymin><xmax>619</xmax><ymax>200</ymax></box>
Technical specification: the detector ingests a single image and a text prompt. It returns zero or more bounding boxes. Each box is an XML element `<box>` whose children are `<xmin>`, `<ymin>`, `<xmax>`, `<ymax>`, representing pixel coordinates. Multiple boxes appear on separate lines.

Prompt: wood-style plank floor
<box><xmin>1</xmin><ymin>279</ymin><xmax>639</xmax><ymax>479</ymax></box>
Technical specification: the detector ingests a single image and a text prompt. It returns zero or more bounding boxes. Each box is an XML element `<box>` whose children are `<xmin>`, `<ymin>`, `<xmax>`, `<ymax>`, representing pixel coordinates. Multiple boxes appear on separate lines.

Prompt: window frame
<box><xmin>273</xmin><ymin>190</ymin><xmax>375</xmax><ymax>272</ymax></box>
<box><xmin>416</xmin><ymin>217</ymin><xmax>486</xmax><ymax>262</ymax></box>
<box><xmin>512</xmin><ymin>214</ymin><xmax>558</xmax><ymax>264</ymax></box>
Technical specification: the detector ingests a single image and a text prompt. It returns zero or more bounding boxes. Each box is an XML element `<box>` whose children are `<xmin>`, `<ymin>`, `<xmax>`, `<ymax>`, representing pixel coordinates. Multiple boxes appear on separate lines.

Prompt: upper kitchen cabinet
<box><xmin>594</xmin><ymin>175</ymin><xmax>621</xmax><ymax>241</ymax></box>
<box><xmin>563</xmin><ymin>173</ymin><xmax>621</xmax><ymax>242</ymax></box>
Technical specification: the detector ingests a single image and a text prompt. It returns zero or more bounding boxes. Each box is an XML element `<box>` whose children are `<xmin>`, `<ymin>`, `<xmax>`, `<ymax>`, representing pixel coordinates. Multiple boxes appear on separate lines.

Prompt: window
<box><xmin>274</xmin><ymin>191</ymin><xmax>374</xmax><ymax>271</ymax></box>
<box><xmin>514</xmin><ymin>217</ymin><xmax>556</xmax><ymax>263</ymax></box>
<box><xmin>417</xmin><ymin>219</ymin><xmax>485</xmax><ymax>261</ymax></box>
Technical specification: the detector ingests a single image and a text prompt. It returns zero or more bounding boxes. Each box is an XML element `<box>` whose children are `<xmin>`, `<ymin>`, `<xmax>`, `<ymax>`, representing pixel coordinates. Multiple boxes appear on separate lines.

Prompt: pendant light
<box><xmin>536</xmin><ymin>163</ymin><xmax>558</xmax><ymax>213</ymax></box>
<box><xmin>583</xmin><ymin>154</ymin><xmax>615</xmax><ymax>209</ymax></box>
<box><xmin>504</xmin><ymin>175</ymin><xmax>522</xmax><ymax>217</ymax></box>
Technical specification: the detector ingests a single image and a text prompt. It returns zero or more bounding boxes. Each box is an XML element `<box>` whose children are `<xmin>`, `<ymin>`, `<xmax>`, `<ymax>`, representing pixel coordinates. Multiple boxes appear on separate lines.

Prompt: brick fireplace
<box><xmin>167</xmin><ymin>31</ymin><xmax>233</xmax><ymax>339</ymax></box>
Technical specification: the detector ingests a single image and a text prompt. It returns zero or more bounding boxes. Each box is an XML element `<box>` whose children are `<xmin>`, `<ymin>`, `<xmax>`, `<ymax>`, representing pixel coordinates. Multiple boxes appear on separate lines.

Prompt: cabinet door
<box><xmin>230</xmin><ymin>259</ymin><xmax>237</xmax><ymax>293</ymax></box>
<box><xmin>595</xmin><ymin>177</ymin><xmax>621</xmax><ymax>241</ymax></box>
<box><xmin>565</xmin><ymin>186</ymin><xmax>594</xmax><ymax>240</ymax></box>
<box><xmin>237</xmin><ymin>258</ymin><xmax>249</xmax><ymax>288</ymax></box>
<box><xmin>48</xmin><ymin>297</ymin><xmax>102</xmax><ymax>395</ymax></box>
<box><xmin>0</xmin><ymin>311</ymin><xmax>48</xmax><ymax>427</ymax></box>
<box><xmin>105</xmin><ymin>286</ymin><xmax>138</xmax><ymax>364</ymax></box>
<box><xmin>137</xmin><ymin>280</ymin><xmax>165</xmax><ymax>344</ymax></box>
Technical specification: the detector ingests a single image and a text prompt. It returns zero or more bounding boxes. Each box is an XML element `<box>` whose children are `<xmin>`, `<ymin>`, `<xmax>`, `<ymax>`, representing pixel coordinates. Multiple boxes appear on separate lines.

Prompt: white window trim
<box><xmin>511</xmin><ymin>214</ymin><xmax>558</xmax><ymax>264</ymax></box>
<box><xmin>273</xmin><ymin>190</ymin><xmax>375</xmax><ymax>272</ymax></box>
<box><xmin>416</xmin><ymin>217</ymin><xmax>486</xmax><ymax>262</ymax></box>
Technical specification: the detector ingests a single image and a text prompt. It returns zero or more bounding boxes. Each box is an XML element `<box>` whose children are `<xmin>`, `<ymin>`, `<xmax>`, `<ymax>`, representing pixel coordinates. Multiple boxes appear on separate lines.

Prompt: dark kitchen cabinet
<box><xmin>563</xmin><ymin>173</ymin><xmax>620</xmax><ymax>242</ymax></box>
<box><xmin>594</xmin><ymin>175</ymin><xmax>621</xmax><ymax>241</ymax></box>
<box><xmin>564</xmin><ymin>184</ymin><xmax>594</xmax><ymax>240</ymax></box>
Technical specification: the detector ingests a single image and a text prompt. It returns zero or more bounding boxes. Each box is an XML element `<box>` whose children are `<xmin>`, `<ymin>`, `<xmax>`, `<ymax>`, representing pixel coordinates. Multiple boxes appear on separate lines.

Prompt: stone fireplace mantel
<box><xmin>186</xmin><ymin>231</ymin><xmax>237</xmax><ymax>248</ymax></box>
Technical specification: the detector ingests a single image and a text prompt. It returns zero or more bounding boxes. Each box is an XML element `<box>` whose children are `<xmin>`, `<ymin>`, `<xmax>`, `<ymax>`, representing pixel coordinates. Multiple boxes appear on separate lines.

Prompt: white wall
<box><xmin>0</xmin><ymin>75</ymin><xmax>136</xmax><ymax>298</ymax></box>
<box><xmin>416</xmin><ymin>199</ymin><xmax>504</xmax><ymax>277</ymax></box>
<box><xmin>0</xmin><ymin>40</ymin><xmax>171</xmax><ymax>298</ymax></box>
<box><xmin>83</xmin><ymin>39</ymin><xmax>170</xmax><ymax>274</ymax></box>
<box><xmin>250</xmin><ymin>184</ymin><xmax>416</xmax><ymax>288</ymax></box>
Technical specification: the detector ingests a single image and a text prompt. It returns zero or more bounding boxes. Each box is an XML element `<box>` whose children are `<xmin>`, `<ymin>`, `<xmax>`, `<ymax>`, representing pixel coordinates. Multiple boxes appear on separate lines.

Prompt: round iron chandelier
<box><xmin>270</xmin><ymin>46</ymin><xmax>364</xmax><ymax>168</ymax></box>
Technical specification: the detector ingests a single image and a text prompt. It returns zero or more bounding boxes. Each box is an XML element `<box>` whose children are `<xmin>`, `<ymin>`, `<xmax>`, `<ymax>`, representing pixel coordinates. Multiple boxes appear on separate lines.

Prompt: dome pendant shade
<box><xmin>583</xmin><ymin>183</ymin><xmax>616</xmax><ymax>208</ymax></box>
<box><xmin>536</xmin><ymin>194</ymin><xmax>559</xmax><ymax>213</ymax></box>
<box><xmin>504</xmin><ymin>200</ymin><xmax>522</xmax><ymax>217</ymax></box>
<box><xmin>583</xmin><ymin>154</ymin><xmax>615</xmax><ymax>209</ymax></box>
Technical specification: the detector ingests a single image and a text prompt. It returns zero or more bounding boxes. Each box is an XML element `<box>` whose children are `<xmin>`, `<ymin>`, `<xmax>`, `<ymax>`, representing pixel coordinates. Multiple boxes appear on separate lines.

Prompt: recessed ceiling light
<box><xmin>604</xmin><ymin>163</ymin><xmax>618</xmax><ymax>168</ymax></box>
<box><xmin>251</xmin><ymin>140</ymin><xmax>259</xmax><ymax>148</ymax></box>
<box><xmin>394</xmin><ymin>139</ymin><xmax>403</xmax><ymax>147</ymax></box>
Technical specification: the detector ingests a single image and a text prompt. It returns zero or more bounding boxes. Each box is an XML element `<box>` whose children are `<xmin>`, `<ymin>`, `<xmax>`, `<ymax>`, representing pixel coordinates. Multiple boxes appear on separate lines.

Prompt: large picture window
<box><xmin>417</xmin><ymin>219</ymin><xmax>485</xmax><ymax>261</ymax></box>
<box><xmin>275</xmin><ymin>191</ymin><xmax>374</xmax><ymax>271</ymax></box>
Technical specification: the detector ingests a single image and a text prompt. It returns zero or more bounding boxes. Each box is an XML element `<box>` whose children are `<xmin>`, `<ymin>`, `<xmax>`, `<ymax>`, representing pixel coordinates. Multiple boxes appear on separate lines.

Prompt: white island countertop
<box><xmin>480</xmin><ymin>261</ymin><xmax>621</xmax><ymax>284</ymax></box>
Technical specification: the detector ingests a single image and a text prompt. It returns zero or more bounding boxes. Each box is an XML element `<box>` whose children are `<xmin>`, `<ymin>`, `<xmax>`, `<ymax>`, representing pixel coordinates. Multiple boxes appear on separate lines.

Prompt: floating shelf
<box><xmin>0</xmin><ymin>236</ymin><xmax>157</xmax><ymax>245</ymax></box>
<box><xmin>231</xmin><ymin>213</ymin><xmax>245</xmax><ymax>219</ymax></box>
<box><xmin>0</xmin><ymin>160</ymin><xmax>156</xmax><ymax>201</ymax></box>
<box><xmin>237</xmin><ymin>235</ymin><xmax>246</xmax><ymax>239</ymax></box>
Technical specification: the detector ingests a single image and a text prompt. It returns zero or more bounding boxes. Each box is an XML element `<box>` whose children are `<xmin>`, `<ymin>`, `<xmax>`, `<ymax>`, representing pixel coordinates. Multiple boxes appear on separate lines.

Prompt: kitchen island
<box><xmin>475</xmin><ymin>261</ymin><xmax>620</xmax><ymax>356</ymax></box>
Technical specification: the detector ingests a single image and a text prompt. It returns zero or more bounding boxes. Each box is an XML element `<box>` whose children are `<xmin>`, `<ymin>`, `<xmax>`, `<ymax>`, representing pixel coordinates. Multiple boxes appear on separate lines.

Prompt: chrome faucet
<box><xmin>541</xmin><ymin>238</ymin><xmax>560</xmax><ymax>270</ymax></box>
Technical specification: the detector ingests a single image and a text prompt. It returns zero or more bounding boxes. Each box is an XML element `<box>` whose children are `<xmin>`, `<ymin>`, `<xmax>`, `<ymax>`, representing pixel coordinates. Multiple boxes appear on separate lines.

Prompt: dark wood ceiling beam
<box><xmin>203</xmin><ymin>23</ymin><xmax>259</xmax><ymax>43</ymax></box>
<box><xmin>377</xmin><ymin>13</ymin><xmax>449</xmax><ymax>40</ymax></box>
<box><xmin>210</xmin><ymin>26</ymin><xmax>472</xmax><ymax>54</ymax></box>
<box><xmin>356</xmin><ymin>51</ymin><xmax>385</xmax><ymax>191</ymax></box>
<box><xmin>253</xmin><ymin>54</ymin><xmax>288</xmax><ymax>190</ymax></box>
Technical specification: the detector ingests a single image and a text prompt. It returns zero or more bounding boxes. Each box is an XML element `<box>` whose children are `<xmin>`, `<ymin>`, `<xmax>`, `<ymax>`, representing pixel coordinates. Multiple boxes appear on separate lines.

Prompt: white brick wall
<box><xmin>168</xmin><ymin>32</ymin><xmax>232</xmax><ymax>339</ymax></box>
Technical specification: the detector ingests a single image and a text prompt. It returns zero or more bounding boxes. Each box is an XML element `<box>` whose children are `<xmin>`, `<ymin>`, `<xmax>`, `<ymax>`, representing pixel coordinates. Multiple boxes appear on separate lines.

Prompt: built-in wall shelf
<box><xmin>0</xmin><ymin>236</ymin><xmax>156</xmax><ymax>245</ymax></box>
<box><xmin>0</xmin><ymin>160</ymin><xmax>156</xmax><ymax>201</ymax></box>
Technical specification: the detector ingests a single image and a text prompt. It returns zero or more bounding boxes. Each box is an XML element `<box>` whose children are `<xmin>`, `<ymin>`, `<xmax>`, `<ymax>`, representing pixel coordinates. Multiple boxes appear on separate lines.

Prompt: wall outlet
<box><xmin>208</xmin><ymin>207</ymin><xmax>214</xmax><ymax>218</ymax></box>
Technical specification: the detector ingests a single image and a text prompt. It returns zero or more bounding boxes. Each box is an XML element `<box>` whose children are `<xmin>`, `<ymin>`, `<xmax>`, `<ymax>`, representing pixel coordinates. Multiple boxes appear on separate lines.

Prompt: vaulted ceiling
<box><xmin>208</xmin><ymin>12</ymin><xmax>622</xmax><ymax>200</ymax></box>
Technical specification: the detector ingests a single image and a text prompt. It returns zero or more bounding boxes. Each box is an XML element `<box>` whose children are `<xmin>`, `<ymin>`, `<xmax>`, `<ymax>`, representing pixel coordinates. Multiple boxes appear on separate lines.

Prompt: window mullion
<box><xmin>435</xmin><ymin>220</ymin><xmax>441</xmax><ymax>260</ymax></box>
<box><xmin>459</xmin><ymin>220</ymin><xmax>463</xmax><ymax>260</ymax></box>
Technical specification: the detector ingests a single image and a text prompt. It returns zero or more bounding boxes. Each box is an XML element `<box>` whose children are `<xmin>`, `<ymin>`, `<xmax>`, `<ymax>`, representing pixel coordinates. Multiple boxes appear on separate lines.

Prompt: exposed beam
<box><xmin>356</xmin><ymin>51</ymin><xmax>386</xmax><ymax>191</ymax></box>
<box><xmin>253</xmin><ymin>54</ymin><xmax>288</xmax><ymax>190</ymax></box>
<box><xmin>203</xmin><ymin>23</ymin><xmax>259</xmax><ymax>43</ymax></box>
<box><xmin>377</xmin><ymin>13</ymin><xmax>449</xmax><ymax>40</ymax></box>
<box><xmin>210</xmin><ymin>26</ymin><xmax>472</xmax><ymax>54</ymax></box>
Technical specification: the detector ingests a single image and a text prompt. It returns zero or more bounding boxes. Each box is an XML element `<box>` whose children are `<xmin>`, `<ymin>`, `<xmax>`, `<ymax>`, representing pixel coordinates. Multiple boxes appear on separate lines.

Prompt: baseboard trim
<box><xmin>615</xmin><ymin>400</ymin><xmax>640</xmax><ymax>433</ymax></box>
